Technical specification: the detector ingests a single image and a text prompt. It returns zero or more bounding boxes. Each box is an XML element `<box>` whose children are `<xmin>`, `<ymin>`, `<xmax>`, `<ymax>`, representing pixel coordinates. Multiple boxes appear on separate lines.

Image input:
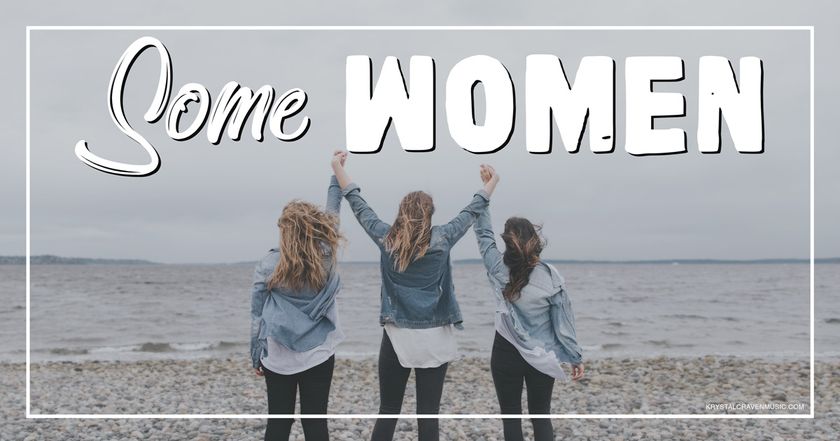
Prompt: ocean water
<box><xmin>0</xmin><ymin>262</ymin><xmax>836</xmax><ymax>363</ymax></box>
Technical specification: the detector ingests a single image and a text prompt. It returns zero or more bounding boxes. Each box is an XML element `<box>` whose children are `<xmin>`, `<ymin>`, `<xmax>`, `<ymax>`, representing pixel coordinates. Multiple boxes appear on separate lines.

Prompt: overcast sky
<box><xmin>2</xmin><ymin>1</ymin><xmax>837</xmax><ymax>263</ymax></box>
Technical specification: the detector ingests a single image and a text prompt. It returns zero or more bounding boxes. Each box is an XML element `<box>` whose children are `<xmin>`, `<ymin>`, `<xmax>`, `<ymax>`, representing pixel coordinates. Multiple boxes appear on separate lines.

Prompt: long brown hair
<box><xmin>383</xmin><ymin>191</ymin><xmax>435</xmax><ymax>272</ymax></box>
<box><xmin>501</xmin><ymin>217</ymin><xmax>545</xmax><ymax>302</ymax></box>
<box><xmin>267</xmin><ymin>200</ymin><xmax>343</xmax><ymax>292</ymax></box>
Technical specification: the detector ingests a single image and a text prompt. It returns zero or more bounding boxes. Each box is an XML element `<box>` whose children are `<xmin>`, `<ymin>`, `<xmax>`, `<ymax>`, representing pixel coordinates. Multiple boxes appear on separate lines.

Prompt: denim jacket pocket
<box><xmin>391</xmin><ymin>286</ymin><xmax>439</xmax><ymax>319</ymax></box>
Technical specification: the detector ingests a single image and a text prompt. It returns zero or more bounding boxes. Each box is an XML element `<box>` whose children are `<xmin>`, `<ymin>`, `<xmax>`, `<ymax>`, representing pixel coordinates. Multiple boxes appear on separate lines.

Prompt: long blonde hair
<box><xmin>267</xmin><ymin>200</ymin><xmax>343</xmax><ymax>292</ymax></box>
<box><xmin>383</xmin><ymin>191</ymin><xmax>434</xmax><ymax>272</ymax></box>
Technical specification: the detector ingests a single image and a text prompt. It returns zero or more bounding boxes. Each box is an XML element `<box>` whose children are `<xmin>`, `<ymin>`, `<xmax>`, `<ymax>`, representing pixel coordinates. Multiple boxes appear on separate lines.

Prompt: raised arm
<box><xmin>250</xmin><ymin>260</ymin><xmax>271</xmax><ymax>371</ymax></box>
<box><xmin>342</xmin><ymin>185</ymin><xmax>391</xmax><ymax>243</ymax></box>
<box><xmin>331</xmin><ymin>150</ymin><xmax>352</xmax><ymax>189</ymax></box>
<box><xmin>440</xmin><ymin>191</ymin><xmax>490</xmax><ymax>246</ymax></box>
<box><xmin>474</xmin><ymin>207</ymin><xmax>506</xmax><ymax>281</ymax></box>
<box><xmin>440</xmin><ymin>164</ymin><xmax>500</xmax><ymax>246</ymax></box>
<box><xmin>325</xmin><ymin>174</ymin><xmax>342</xmax><ymax>217</ymax></box>
<box><xmin>331</xmin><ymin>150</ymin><xmax>390</xmax><ymax>243</ymax></box>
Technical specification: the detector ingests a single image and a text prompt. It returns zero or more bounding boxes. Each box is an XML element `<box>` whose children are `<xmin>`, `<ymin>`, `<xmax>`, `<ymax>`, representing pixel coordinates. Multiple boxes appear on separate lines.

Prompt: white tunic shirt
<box><xmin>495</xmin><ymin>313</ymin><xmax>569</xmax><ymax>380</ymax></box>
<box><xmin>384</xmin><ymin>324</ymin><xmax>458</xmax><ymax>368</ymax></box>
<box><xmin>260</xmin><ymin>306</ymin><xmax>345</xmax><ymax>375</ymax></box>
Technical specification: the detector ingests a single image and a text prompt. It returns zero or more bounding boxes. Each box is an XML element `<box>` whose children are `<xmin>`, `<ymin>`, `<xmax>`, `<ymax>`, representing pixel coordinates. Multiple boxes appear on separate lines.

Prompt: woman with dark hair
<box><xmin>331</xmin><ymin>155</ymin><xmax>498</xmax><ymax>441</ymax></box>
<box><xmin>473</xmin><ymin>164</ymin><xmax>584</xmax><ymax>441</ymax></box>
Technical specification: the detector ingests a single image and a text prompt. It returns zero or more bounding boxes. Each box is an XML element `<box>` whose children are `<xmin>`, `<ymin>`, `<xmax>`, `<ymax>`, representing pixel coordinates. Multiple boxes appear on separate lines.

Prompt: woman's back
<box><xmin>506</xmin><ymin>263</ymin><xmax>556</xmax><ymax>336</ymax></box>
<box><xmin>341</xmin><ymin>181</ymin><xmax>491</xmax><ymax>329</ymax></box>
<box><xmin>379</xmin><ymin>226</ymin><xmax>450</xmax><ymax>288</ymax></box>
<box><xmin>473</xmin><ymin>207</ymin><xmax>582</xmax><ymax>369</ymax></box>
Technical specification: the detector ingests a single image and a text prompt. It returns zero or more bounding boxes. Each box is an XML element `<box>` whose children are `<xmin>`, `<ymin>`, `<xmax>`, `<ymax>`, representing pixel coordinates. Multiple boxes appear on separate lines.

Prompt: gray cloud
<box><xmin>2</xmin><ymin>1</ymin><xmax>836</xmax><ymax>263</ymax></box>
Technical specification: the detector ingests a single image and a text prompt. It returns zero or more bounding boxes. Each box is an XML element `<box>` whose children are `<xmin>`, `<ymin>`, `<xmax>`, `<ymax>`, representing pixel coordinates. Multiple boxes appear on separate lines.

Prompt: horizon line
<box><xmin>4</xmin><ymin>254</ymin><xmax>836</xmax><ymax>266</ymax></box>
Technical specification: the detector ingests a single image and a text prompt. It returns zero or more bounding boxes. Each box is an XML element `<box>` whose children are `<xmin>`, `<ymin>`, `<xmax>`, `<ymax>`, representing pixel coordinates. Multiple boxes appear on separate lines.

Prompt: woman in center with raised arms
<box><xmin>332</xmin><ymin>156</ymin><xmax>499</xmax><ymax>441</ymax></box>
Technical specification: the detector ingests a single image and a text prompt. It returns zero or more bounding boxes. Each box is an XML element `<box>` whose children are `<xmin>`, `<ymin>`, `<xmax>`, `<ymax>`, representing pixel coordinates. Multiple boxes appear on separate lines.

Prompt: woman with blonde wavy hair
<box><xmin>332</xmin><ymin>155</ymin><xmax>499</xmax><ymax>441</ymax></box>
<box><xmin>250</xmin><ymin>151</ymin><xmax>348</xmax><ymax>441</ymax></box>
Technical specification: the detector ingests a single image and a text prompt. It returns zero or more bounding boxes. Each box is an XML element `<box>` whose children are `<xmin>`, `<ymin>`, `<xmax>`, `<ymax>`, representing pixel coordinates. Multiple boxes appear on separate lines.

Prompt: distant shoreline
<box><xmin>0</xmin><ymin>255</ymin><xmax>158</xmax><ymax>265</ymax></box>
<box><xmin>1</xmin><ymin>254</ymin><xmax>838</xmax><ymax>265</ymax></box>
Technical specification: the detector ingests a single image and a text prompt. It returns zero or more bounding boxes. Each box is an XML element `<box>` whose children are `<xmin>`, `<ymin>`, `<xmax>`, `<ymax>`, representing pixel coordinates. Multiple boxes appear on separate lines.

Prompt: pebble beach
<box><xmin>3</xmin><ymin>356</ymin><xmax>837</xmax><ymax>440</ymax></box>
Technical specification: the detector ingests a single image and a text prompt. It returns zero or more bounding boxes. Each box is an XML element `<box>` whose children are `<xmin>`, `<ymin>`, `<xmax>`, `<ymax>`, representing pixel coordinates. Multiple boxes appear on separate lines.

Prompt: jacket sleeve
<box><xmin>549</xmin><ymin>286</ymin><xmax>583</xmax><ymax>365</ymax></box>
<box><xmin>250</xmin><ymin>260</ymin><xmax>270</xmax><ymax>368</ymax></box>
<box><xmin>342</xmin><ymin>183</ymin><xmax>391</xmax><ymax>243</ymax></box>
<box><xmin>325</xmin><ymin>175</ymin><xmax>342</xmax><ymax>218</ymax></box>
<box><xmin>474</xmin><ymin>207</ymin><xmax>506</xmax><ymax>283</ymax></box>
<box><xmin>440</xmin><ymin>190</ymin><xmax>491</xmax><ymax>246</ymax></box>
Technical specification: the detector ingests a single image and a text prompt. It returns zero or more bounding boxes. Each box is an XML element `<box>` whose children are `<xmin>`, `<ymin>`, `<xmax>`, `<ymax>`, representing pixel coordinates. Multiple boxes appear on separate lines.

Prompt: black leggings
<box><xmin>371</xmin><ymin>331</ymin><xmax>449</xmax><ymax>441</ymax></box>
<box><xmin>262</xmin><ymin>355</ymin><xmax>335</xmax><ymax>441</ymax></box>
<box><xmin>491</xmin><ymin>332</ymin><xmax>555</xmax><ymax>441</ymax></box>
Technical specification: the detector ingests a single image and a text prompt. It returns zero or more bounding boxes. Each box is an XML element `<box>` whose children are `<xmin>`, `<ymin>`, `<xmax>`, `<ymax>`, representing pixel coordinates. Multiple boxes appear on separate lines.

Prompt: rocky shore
<box><xmin>2</xmin><ymin>356</ymin><xmax>836</xmax><ymax>440</ymax></box>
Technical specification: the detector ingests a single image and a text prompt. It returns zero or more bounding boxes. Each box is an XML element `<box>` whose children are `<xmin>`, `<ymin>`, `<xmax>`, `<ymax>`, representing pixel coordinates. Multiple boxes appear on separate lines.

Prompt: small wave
<box><xmin>89</xmin><ymin>345</ymin><xmax>141</xmax><ymax>354</ymax></box>
<box><xmin>646</xmin><ymin>339</ymin><xmax>695</xmax><ymax>349</ymax></box>
<box><xmin>578</xmin><ymin>316</ymin><xmax>603</xmax><ymax>322</ymax></box>
<box><xmin>647</xmin><ymin>339</ymin><xmax>669</xmax><ymax>347</ymax></box>
<box><xmin>216</xmin><ymin>341</ymin><xmax>243</xmax><ymax>349</ymax></box>
<box><xmin>134</xmin><ymin>341</ymin><xmax>245</xmax><ymax>353</ymax></box>
<box><xmin>580</xmin><ymin>342</ymin><xmax>625</xmax><ymax>352</ymax></box>
<box><xmin>49</xmin><ymin>348</ymin><xmax>89</xmax><ymax>355</ymax></box>
<box><xmin>602</xmin><ymin>330</ymin><xmax>628</xmax><ymax>336</ymax></box>
<box><xmin>618</xmin><ymin>296</ymin><xmax>649</xmax><ymax>303</ymax></box>
<box><xmin>43</xmin><ymin>341</ymin><xmax>246</xmax><ymax>356</ymax></box>
<box><xmin>664</xmin><ymin>314</ymin><xmax>707</xmax><ymax>320</ymax></box>
<box><xmin>578</xmin><ymin>315</ymin><xmax>617</xmax><ymax>321</ymax></box>
<box><xmin>136</xmin><ymin>342</ymin><xmax>176</xmax><ymax>353</ymax></box>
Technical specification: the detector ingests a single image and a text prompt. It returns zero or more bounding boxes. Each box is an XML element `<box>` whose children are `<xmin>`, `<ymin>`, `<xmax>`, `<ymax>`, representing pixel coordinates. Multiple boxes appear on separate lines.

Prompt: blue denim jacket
<box><xmin>249</xmin><ymin>175</ymin><xmax>343</xmax><ymax>368</ymax></box>
<box><xmin>474</xmin><ymin>208</ymin><xmax>583</xmax><ymax>365</ymax></box>
<box><xmin>342</xmin><ymin>183</ymin><xmax>490</xmax><ymax>329</ymax></box>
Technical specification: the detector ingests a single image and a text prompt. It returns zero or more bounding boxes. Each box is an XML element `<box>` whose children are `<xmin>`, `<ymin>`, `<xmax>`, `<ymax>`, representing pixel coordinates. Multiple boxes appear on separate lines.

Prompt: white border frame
<box><xmin>25</xmin><ymin>25</ymin><xmax>815</xmax><ymax>420</ymax></box>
